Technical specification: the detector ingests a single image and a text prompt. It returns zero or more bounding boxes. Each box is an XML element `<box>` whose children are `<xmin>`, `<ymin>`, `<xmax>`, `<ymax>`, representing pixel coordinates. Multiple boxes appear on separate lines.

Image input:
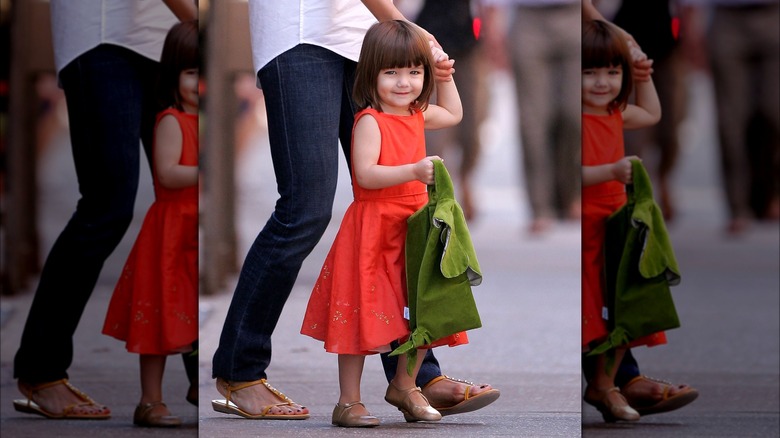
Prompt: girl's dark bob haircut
<box><xmin>582</xmin><ymin>19</ymin><xmax>633</xmax><ymax>113</ymax></box>
<box><xmin>158</xmin><ymin>20</ymin><xmax>199</xmax><ymax>111</ymax></box>
<box><xmin>353</xmin><ymin>20</ymin><xmax>435</xmax><ymax>113</ymax></box>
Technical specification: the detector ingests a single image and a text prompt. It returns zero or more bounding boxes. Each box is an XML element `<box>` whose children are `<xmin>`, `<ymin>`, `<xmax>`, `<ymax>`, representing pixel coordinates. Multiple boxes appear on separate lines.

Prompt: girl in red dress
<box><xmin>300</xmin><ymin>20</ymin><xmax>464</xmax><ymax>427</ymax></box>
<box><xmin>581</xmin><ymin>20</ymin><xmax>663</xmax><ymax>422</ymax></box>
<box><xmin>102</xmin><ymin>20</ymin><xmax>199</xmax><ymax>428</ymax></box>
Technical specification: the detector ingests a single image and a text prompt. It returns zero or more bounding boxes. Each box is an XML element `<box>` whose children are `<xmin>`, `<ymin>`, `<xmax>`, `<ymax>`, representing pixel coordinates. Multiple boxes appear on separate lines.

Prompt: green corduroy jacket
<box><xmin>589</xmin><ymin>160</ymin><xmax>681</xmax><ymax>356</ymax></box>
<box><xmin>391</xmin><ymin>160</ymin><xmax>482</xmax><ymax>373</ymax></box>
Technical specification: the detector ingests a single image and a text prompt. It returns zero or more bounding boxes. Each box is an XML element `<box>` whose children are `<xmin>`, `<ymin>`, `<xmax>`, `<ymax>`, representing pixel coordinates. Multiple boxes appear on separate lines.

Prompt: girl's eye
<box><xmin>383</xmin><ymin>70</ymin><xmax>396</xmax><ymax>75</ymax></box>
<box><xmin>410</xmin><ymin>70</ymin><xmax>422</xmax><ymax>75</ymax></box>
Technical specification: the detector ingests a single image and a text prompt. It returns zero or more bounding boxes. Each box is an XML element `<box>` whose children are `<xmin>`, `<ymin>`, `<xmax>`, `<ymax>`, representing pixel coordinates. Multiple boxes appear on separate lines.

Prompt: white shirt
<box><xmin>50</xmin><ymin>0</ymin><xmax>178</xmax><ymax>74</ymax></box>
<box><xmin>249</xmin><ymin>0</ymin><xmax>378</xmax><ymax>77</ymax></box>
<box><xmin>480</xmin><ymin>0</ymin><xmax>577</xmax><ymax>6</ymax></box>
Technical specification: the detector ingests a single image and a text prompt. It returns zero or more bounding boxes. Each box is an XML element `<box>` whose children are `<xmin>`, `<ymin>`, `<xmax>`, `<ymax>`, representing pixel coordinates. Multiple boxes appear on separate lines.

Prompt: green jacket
<box><xmin>390</xmin><ymin>160</ymin><xmax>482</xmax><ymax>373</ymax></box>
<box><xmin>590</xmin><ymin>160</ymin><xmax>681</xmax><ymax>355</ymax></box>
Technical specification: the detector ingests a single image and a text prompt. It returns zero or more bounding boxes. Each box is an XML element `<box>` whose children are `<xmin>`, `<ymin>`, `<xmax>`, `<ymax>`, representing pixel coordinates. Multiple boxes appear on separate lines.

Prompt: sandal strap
<box><xmin>222</xmin><ymin>378</ymin><xmax>295</xmax><ymax>406</ymax></box>
<box><xmin>24</xmin><ymin>379</ymin><xmax>96</xmax><ymax>406</ymax></box>
<box><xmin>337</xmin><ymin>401</ymin><xmax>366</xmax><ymax>410</ymax></box>
<box><xmin>135</xmin><ymin>401</ymin><xmax>167</xmax><ymax>415</ymax></box>
<box><xmin>259</xmin><ymin>379</ymin><xmax>295</xmax><ymax>404</ymax></box>
<box><xmin>422</xmin><ymin>374</ymin><xmax>478</xmax><ymax>391</ymax></box>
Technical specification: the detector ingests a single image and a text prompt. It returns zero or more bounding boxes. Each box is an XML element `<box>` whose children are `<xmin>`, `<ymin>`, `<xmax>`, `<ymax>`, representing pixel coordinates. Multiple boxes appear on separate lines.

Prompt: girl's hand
<box><xmin>611</xmin><ymin>156</ymin><xmax>641</xmax><ymax>184</ymax></box>
<box><xmin>414</xmin><ymin>156</ymin><xmax>442</xmax><ymax>185</ymax></box>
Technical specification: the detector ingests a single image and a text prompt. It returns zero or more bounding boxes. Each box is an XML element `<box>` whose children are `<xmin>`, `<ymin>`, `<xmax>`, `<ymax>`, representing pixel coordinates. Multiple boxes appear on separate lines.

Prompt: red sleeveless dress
<box><xmin>582</xmin><ymin>111</ymin><xmax>665</xmax><ymax>349</ymax></box>
<box><xmin>301</xmin><ymin>108</ymin><xmax>467</xmax><ymax>354</ymax></box>
<box><xmin>103</xmin><ymin>108</ymin><xmax>199</xmax><ymax>355</ymax></box>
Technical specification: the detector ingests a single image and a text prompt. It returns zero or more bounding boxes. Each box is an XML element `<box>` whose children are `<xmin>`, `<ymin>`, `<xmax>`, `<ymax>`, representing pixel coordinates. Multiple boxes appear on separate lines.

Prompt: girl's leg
<box><xmin>585</xmin><ymin>348</ymin><xmax>639</xmax><ymax>422</ymax></box>
<box><xmin>386</xmin><ymin>350</ymin><xmax>441</xmax><ymax>421</ymax></box>
<box><xmin>139</xmin><ymin>355</ymin><xmax>167</xmax><ymax>404</ymax></box>
<box><xmin>338</xmin><ymin>355</ymin><xmax>369</xmax><ymax>415</ymax></box>
<box><xmin>332</xmin><ymin>354</ymin><xmax>379</xmax><ymax>427</ymax></box>
<box><xmin>392</xmin><ymin>350</ymin><xmax>425</xmax><ymax>393</ymax></box>
<box><xmin>135</xmin><ymin>354</ymin><xmax>181</xmax><ymax>427</ymax></box>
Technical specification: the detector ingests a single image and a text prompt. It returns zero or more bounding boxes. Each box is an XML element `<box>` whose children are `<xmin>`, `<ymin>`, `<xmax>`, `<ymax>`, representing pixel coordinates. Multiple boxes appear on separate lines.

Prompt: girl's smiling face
<box><xmin>582</xmin><ymin>65</ymin><xmax>623</xmax><ymax>114</ymax></box>
<box><xmin>179</xmin><ymin>68</ymin><xmax>199</xmax><ymax>114</ymax></box>
<box><xmin>376</xmin><ymin>65</ymin><xmax>425</xmax><ymax>115</ymax></box>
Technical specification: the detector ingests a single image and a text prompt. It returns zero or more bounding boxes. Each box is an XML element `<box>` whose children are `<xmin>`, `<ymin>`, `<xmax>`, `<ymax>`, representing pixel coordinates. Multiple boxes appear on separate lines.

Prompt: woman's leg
<box><xmin>13</xmin><ymin>44</ymin><xmax>157</xmax><ymax>415</ymax></box>
<box><xmin>212</xmin><ymin>45</ymin><xmax>354</xmax><ymax>414</ymax></box>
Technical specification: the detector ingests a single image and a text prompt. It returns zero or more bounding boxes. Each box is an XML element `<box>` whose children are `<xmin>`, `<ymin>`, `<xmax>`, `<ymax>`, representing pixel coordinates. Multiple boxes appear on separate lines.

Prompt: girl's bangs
<box><xmin>376</xmin><ymin>34</ymin><xmax>428</xmax><ymax>69</ymax></box>
<box><xmin>583</xmin><ymin>40</ymin><xmax>626</xmax><ymax>69</ymax></box>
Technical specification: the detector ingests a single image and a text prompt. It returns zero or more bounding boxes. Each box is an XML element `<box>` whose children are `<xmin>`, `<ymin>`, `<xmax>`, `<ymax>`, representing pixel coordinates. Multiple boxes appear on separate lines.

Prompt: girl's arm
<box><xmin>154</xmin><ymin>115</ymin><xmax>198</xmax><ymax>189</ymax></box>
<box><xmin>622</xmin><ymin>74</ymin><xmax>661</xmax><ymax>130</ymax></box>
<box><xmin>423</xmin><ymin>47</ymin><xmax>463</xmax><ymax>130</ymax></box>
<box><xmin>352</xmin><ymin>114</ymin><xmax>440</xmax><ymax>189</ymax></box>
<box><xmin>162</xmin><ymin>0</ymin><xmax>198</xmax><ymax>21</ymax></box>
<box><xmin>582</xmin><ymin>155</ymin><xmax>640</xmax><ymax>187</ymax></box>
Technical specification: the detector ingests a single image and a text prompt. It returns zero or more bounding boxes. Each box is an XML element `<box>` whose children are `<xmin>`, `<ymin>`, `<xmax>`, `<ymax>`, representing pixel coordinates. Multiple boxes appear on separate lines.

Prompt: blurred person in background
<box><xmin>609</xmin><ymin>0</ymin><xmax>688</xmax><ymax>222</ymax></box>
<box><xmin>680</xmin><ymin>0</ymin><xmax>780</xmax><ymax>235</ymax></box>
<box><xmin>482</xmin><ymin>0</ymin><xmax>581</xmax><ymax>235</ymax></box>
<box><xmin>414</xmin><ymin>0</ymin><xmax>488</xmax><ymax>221</ymax></box>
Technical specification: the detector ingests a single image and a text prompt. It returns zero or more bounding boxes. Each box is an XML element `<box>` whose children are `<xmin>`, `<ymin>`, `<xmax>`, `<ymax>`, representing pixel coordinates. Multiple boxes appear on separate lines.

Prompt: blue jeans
<box><xmin>582</xmin><ymin>349</ymin><xmax>641</xmax><ymax>388</ymax></box>
<box><xmin>212</xmin><ymin>44</ymin><xmax>443</xmax><ymax>387</ymax></box>
<box><xmin>14</xmin><ymin>44</ymin><xmax>159</xmax><ymax>383</ymax></box>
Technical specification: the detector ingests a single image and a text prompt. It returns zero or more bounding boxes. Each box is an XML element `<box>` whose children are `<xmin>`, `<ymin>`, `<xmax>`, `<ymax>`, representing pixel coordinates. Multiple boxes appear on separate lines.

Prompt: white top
<box><xmin>480</xmin><ymin>0</ymin><xmax>577</xmax><ymax>7</ymax></box>
<box><xmin>249</xmin><ymin>0</ymin><xmax>378</xmax><ymax>79</ymax></box>
<box><xmin>50</xmin><ymin>0</ymin><xmax>178</xmax><ymax>75</ymax></box>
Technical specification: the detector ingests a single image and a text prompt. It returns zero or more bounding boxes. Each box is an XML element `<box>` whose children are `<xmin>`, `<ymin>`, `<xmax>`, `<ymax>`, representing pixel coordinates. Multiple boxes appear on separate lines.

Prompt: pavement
<box><xmin>1</xmin><ymin>69</ymin><xmax>778</xmax><ymax>438</ymax></box>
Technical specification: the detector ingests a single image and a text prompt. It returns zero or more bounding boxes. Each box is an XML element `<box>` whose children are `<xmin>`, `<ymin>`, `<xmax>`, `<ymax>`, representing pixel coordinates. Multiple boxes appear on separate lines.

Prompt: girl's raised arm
<box><xmin>622</xmin><ymin>75</ymin><xmax>661</xmax><ymax>130</ymax></box>
<box><xmin>154</xmin><ymin>115</ymin><xmax>198</xmax><ymax>189</ymax></box>
<box><xmin>423</xmin><ymin>46</ymin><xmax>463</xmax><ymax>130</ymax></box>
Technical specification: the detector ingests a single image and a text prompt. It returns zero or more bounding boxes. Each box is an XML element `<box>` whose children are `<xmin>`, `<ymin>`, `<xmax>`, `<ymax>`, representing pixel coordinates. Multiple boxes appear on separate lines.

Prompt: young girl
<box><xmin>300</xmin><ymin>20</ymin><xmax>464</xmax><ymax>427</ymax></box>
<box><xmin>580</xmin><ymin>19</ymin><xmax>662</xmax><ymax>422</ymax></box>
<box><xmin>102</xmin><ymin>20</ymin><xmax>199</xmax><ymax>428</ymax></box>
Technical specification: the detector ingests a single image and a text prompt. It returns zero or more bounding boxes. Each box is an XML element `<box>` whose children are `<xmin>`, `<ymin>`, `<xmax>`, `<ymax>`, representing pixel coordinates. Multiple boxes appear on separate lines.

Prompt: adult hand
<box><xmin>430</xmin><ymin>42</ymin><xmax>455</xmax><ymax>81</ymax></box>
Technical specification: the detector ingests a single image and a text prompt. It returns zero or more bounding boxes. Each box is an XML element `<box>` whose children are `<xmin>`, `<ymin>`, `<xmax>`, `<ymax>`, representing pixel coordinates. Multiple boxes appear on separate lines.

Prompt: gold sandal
<box><xmin>211</xmin><ymin>378</ymin><xmax>309</xmax><ymax>420</ymax></box>
<box><xmin>13</xmin><ymin>379</ymin><xmax>111</xmax><ymax>419</ymax></box>
<box><xmin>421</xmin><ymin>375</ymin><xmax>500</xmax><ymax>416</ymax></box>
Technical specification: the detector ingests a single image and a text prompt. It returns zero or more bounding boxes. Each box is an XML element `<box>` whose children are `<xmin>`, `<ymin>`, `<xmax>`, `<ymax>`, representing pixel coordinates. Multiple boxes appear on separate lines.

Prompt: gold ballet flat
<box><xmin>331</xmin><ymin>401</ymin><xmax>380</xmax><ymax>427</ymax></box>
<box><xmin>584</xmin><ymin>386</ymin><xmax>640</xmax><ymax>422</ymax></box>
<box><xmin>385</xmin><ymin>382</ymin><xmax>442</xmax><ymax>422</ymax></box>
<box><xmin>133</xmin><ymin>401</ymin><xmax>182</xmax><ymax>427</ymax></box>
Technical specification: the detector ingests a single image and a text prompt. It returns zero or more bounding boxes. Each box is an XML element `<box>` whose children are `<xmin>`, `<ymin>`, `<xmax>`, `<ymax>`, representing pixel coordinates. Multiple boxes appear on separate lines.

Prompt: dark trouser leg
<box><xmin>14</xmin><ymin>45</ymin><xmax>157</xmax><ymax>383</ymax></box>
<box><xmin>212</xmin><ymin>45</ymin><xmax>355</xmax><ymax>381</ymax></box>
